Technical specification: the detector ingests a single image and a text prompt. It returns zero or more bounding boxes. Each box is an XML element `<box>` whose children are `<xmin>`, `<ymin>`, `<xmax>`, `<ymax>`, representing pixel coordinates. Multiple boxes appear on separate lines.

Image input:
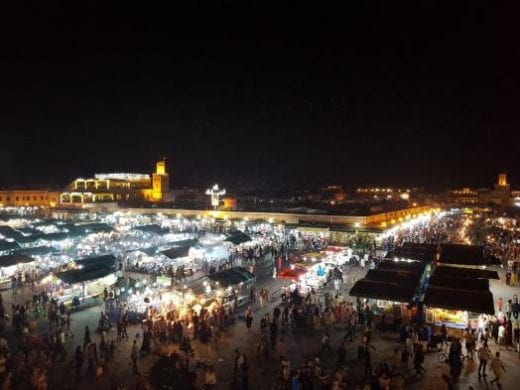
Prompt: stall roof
<box><xmin>434</xmin><ymin>265</ymin><xmax>499</xmax><ymax>280</ymax></box>
<box><xmin>171</xmin><ymin>238</ymin><xmax>199</xmax><ymax>248</ymax></box>
<box><xmin>17</xmin><ymin>227</ymin><xmax>43</xmax><ymax>236</ymax></box>
<box><xmin>75</xmin><ymin>254</ymin><xmax>116</xmax><ymax>268</ymax></box>
<box><xmin>160</xmin><ymin>246</ymin><xmax>190</xmax><ymax>259</ymax></box>
<box><xmin>385</xmin><ymin>249</ymin><xmax>435</xmax><ymax>263</ymax></box>
<box><xmin>0</xmin><ymin>226</ymin><xmax>20</xmax><ymax>240</ymax></box>
<box><xmin>402</xmin><ymin>242</ymin><xmax>438</xmax><ymax>253</ymax></box>
<box><xmin>72</xmin><ymin>223</ymin><xmax>112</xmax><ymax>234</ymax></box>
<box><xmin>135</xmin><ymin>246</ymin><xmax>158</xmax><ymax>256</ymax></box>
<box><xmin>13</xmin><ymin>246</ymin><xmax>59</xmax><ymax>256</ymax></box>
<box><xmin>0</xmin><ymin>240</ymin><xmax>20</xmax><ymax>252</ymax></box>
<box><xmin>438</xmin><ymin>244</ymin><xmax>488</xmax><ymax>266</ymax></box>
<box><xmin>133</xmin><ymin>224</ymin><xmax>169</xmax><ymax>235</ymax></box>
<box><xmin>349</xmin><ymin>279</ymin><xmax>417</xmax><ymax>303</ymax></box>
<box><xmin>428</xmin><ymin>275</ymin><xmax>489</xmax><ymax>291</ymax></box>
<box><xmin>377</xmin><ymin>260</ymin><xmax>427</xmax><ymax>274</ymax></box>
<box><xmin>55</xmin><ymin>266</ymin><xmax>115</xmax><ymax>285</ymax></box>
<box><xmin>424</xmin><ymin>286</ymin><xmax>495</xmax><ymax>314</ymax></box>
<box><xmin>41</xmin><ymin>232</ymin><xmax>76</xmax><ymax>241</ymax></box>
<box><xmin>208</xmin><ymin>266</ymin><xmax>254</xmax><ymax>287</ymax></box>
<box><xmin>224</xmin><ymin>231</ymin><xmax>251</xmax><ymax>245</ymax></box>
<box><xmin>364</xmin><ymin>269</ymin><xmax>422</xmax><ymax>285</ymax></box>
<box><xmin>0</xmin><ymin>253</ymin><xmax>35</xmax><ymax>267</ymax></box>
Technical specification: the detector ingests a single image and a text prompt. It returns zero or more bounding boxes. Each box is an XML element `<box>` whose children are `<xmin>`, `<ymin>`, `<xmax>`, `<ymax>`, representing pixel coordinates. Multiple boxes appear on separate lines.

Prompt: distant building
<box><xmin>356</xmin><ymin>187</ymin><xmax>412</xmax><ymax>202</ymax></box>
<box><xmin>0</xmin><ymin>190</ymin><xmax>60</xmax><ymax>207</ymax></box>
<box><xmin>478</xmin><ymin>173</ymin><xmax>513</xmax><ymax>207</ymax></box>
<box><xmin>60</xmin><ymin>159</ymin><xmax>174</xmax><ymax>205</ymax></box>
<box><xmin>446</xmin><ymin>188</ymin><xmax>479</xmax><ymax>205</ymax></box>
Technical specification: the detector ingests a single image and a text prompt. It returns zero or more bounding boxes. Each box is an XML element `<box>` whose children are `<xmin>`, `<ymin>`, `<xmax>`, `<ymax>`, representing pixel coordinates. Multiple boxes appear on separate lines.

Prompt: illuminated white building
<box><xmin>60</xmin><ymin>159</ymin><xmax>174</xmax><ymax>204</ymax></box>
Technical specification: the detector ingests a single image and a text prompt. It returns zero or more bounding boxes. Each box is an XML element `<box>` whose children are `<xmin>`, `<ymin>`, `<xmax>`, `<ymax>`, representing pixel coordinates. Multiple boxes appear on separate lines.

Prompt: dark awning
<box><xmin>434</xmin><ymin>265</ymin><xmax>499</xmax><ymax>280</ymax></box>
<box><xmin>349</xmin><ymin>279</ymin><xmax>417</xmax><ymax>303</ymax></box>
<box><xmin>208</xmin><ymin>267</ymin><xmax>254</xmax><ymax>287</ymax></box>
<box><xmin>428</xmin><ymin>275</ymin><xmax>489</xmax><ymax>291</ymax></box>
<box><xmin>133</xmin><ymin>224</ymin><xmax>169</xmax><ymax>235</ymax></box>
<box><xmin>13</xmin><ymin>246</ymin><xmax>59</xmax><ymax>257</ymax></box>
<box><xmin>385</xmin><ymin>249</ymin><xmax>435</xmax><ymax>263</ymax></box>
<box><xmin>364</xmin><ymin>269</ymin><xmax>422</xmax><ymax>285</ymax></box>
<box><xmin>438</xmin><ymin>244</ymin><xmax>488</xmax><ymax>266</ymax></box>
<box><xmin>55</xmin><ymin>266</ymin><xmax>115</xmax><ymax>285</ymax></box>
<box><xmin>402</xmin><ymin>242</ymin><xmax>438</xmax><ymax>253</ymax></box>
<box><xmin>72</xmin><ymin>223</ymin><xmax>112</xmax><ymax>235</ymax></box>
<box><xmin>0</xmin><ymin>253</ymin><xmax>35</xmax><ymax>267</ymax></box>
<box><xmin>424</xmin><ymin>286</ymin><xmax>495</xmax><ymax>314</ymax></box>
<box><xmin>0</xmin><ymin>240</ymin><xmax>20</xmax><ymax>252</ymax></box>
<box><xmin>160</xmin><ymin>246</ymin><xmax>190</xmax><ymax>259</ymax></box>
<box><xmin>75</xmin><ymin>254</ymin><xmax>116</xmax><ymax>268</ymax></box>
<box><xmin>224</xmin><ymin>231</ymin><xmax>251</xmax><ymax>245</ymax></box>
<box><xmin>377</xmin><ymin>260</ymin><xmax>427</xmax><ymax>274</ymax></box>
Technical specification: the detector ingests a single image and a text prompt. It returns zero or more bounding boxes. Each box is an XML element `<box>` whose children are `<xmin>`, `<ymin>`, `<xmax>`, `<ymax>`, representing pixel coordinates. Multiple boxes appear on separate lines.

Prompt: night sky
<box><xmin>1</xmin><ymin>2</ymin><xmax>518</xmax><ymax>191</ymax></box>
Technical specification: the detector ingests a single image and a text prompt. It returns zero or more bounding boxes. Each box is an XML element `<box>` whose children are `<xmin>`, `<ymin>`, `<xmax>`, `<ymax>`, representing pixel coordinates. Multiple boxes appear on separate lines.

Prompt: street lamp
<box><xmin>205</xmin><ymin>184</ymin><xmax>226</xmax><ymax>210</ymax></box>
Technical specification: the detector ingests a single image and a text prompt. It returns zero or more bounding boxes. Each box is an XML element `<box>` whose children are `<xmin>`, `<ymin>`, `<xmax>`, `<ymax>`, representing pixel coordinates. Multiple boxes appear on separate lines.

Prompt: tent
<box><xmin>55</xmin><ymin>265</ymin><xmax>115</xmax><ymax>285</ymax></box>
<box><xmin>208</xmin><ymin>267</ymin><xmax>254</xmax><ymax>287</ymax></box>
<box><xmin>0</xmin><ymin>240</ymin><xmax>20</xmax><ymax>252</ymax></box>
<box><xmin>434</xmin><ymin>265</ymin><xmax>499</xmax><ymax>280</ymax></box>
<box><xmin>385</xmin><ymin>249</ymin><xmax>435</xmax><ymax>263</ymax></box>
<box><xmin>424</xmin><ymin>287</ymin><xmax>494</xmax><ymax>314</ymax></box>
<box><xmin>13</xmin><ymin>246</ymin><xmax>59</xmax><ymax>257</ymax></box>
<box><xmin>349</xmin><ymin>279</ymin><xmax>417</xmax><ymax>303</ymax></box>
<box><xmin>0</xmin><ymin>253</ymin><xmax>35</xmax><ymax>268</ymax></box>
<box><xmin>224</xmin><ymin>231</ymin><xmax>251</xmax><ymax>245</ymax></box>
<box><xmin>133</xmin><ymin>224</ymin><xmax>169</xmax><ymax>235</ymax></box>
<box><xmin>75</xmin><ymin>254</ymin><xmax>116</xmax><ymax>268</ymax></box>
<box><xmin>160</xmin><ymin>246</ymin><xmax>191</xmax><ymax>260</ymax></box>
<box><xmin>437</xmin><ymin>244</ymin><xmax>499</xmax><ymax>266</ymax></box>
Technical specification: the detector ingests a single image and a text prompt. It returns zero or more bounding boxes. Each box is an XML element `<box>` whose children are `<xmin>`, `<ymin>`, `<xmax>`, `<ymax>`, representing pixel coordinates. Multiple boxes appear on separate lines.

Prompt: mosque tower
<box><xmin>152</xmin><ymin>158</ymin><xmax>172</xmax><ymax>201</ymax></box>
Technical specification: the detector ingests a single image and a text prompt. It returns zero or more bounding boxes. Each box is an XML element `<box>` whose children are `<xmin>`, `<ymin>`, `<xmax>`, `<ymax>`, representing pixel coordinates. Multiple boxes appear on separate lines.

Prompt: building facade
<box><xmin>60</xmin><ymin>159</ymin><xmax>174</xmax><ymax>205</ymax></box>
<box><xmin>478</xmin><ymin>173</ymin><xmax>513</xmax><ymax>207</ymax></box>
<box><xmin>0</xmin><ymin>190</ymin><xmax>60</xmax><ymax>207</ymax></box>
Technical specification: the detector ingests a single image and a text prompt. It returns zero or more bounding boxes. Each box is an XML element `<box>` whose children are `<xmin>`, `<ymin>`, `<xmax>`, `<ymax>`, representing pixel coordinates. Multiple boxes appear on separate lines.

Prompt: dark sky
<box><xmin>1</xmin><ymin>2</ymin><xmax>519</xmax><ymax>191</ymax></box>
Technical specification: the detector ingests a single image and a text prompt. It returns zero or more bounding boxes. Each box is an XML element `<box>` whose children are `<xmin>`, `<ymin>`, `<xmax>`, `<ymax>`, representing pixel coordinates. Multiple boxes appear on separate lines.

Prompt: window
<box><xmin>6</xmin><ymin>197</ymin><xmax>10</xmax><ymax>201</ymax></box>
<box><xmin>41</xmin><ymin>196</ymin><xmax>44</xmax><ymax>200</ymax></box>
<box><xmin>15</xmin><ymin>197</ymin><xmax>19</xmax><ymax>201</ymax></box>
<box><xmin>33</xmin><ymin>196</ymin><xmax>37</xmax><ymax>201</ymax></box>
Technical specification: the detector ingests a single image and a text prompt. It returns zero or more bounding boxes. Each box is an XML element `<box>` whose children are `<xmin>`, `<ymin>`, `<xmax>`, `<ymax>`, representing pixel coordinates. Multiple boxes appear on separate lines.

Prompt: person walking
<box><xmin>131</xmin><ymin>339</ymin><xmax>139</xmax><ymax>374</ymax></box>
<box><xmin>477</xmin><ymin>342</ymin><xmax>491</xmax><ymax>378</ymax></box>
<box><xmin>74</xmin><ymin>346</ymin><xmax>84</xmax><ymax>377</ymax></box>
<box><xmin>498</xmin><ymin>324</ymin><xmax>505</xmax><ymax>351</ymax></box>
<box><xmin>83</xmin><ymin>325</ymin><xmax>91</xmax><ymax>352</ymax></box>
<box><xmin>245</xmin><ymin>307</ymin><xmax>253</xmax><ymax>332</ymax></box>
<box><xmin>414</xmin><ymin>344</ymin><xmax>425</xmax><ymax>377</ymax></box>
<box><xmin>336</xmin><ymin>342</ymin><xmax>347</xmax><ymax>369</ymax></box>
<box><xmin>270</xmin><ymin>321</ymin><xmax>278</xmax><ymax>350</ymax></box>
<box><xmin>363</xmin><ymin>345</ymin><xmax>373</xmax><ymax>377</ymax></box>
<box><xmin>490</xmin><ymin>352</ymin><xmax>506</xmax><ymax>387</ymax></box>
<box><xmin>321</xmin><ymin>332</ymin><xmax>332</xmax><ymax>354</ymax></box>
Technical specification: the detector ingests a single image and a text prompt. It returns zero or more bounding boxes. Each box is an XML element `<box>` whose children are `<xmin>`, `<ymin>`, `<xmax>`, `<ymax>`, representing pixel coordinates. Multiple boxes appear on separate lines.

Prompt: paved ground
<box><xmin>3</xmin><ymin>261</ymin><xmax>520</xmax><ymax>389</ymax></box>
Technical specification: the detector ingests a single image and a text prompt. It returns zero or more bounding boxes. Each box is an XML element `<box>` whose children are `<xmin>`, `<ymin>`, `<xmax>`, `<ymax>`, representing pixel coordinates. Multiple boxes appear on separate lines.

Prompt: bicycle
<box><xmin>437</xmin><ymin>351</ymin><xmax>465</xmax><ymax>363</ymax></box>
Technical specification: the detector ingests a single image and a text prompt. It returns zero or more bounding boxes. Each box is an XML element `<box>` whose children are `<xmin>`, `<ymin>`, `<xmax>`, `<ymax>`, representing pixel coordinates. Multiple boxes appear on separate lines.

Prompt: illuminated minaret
<box><xmin>498</xmin><ymin>173</ymin><xmax>507</xmax><ymax>187</ymax></box>
<box><xmin>152</xmin><ymin>158</ymin><xmax>170</xmax><ymax>201</ymax></box>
